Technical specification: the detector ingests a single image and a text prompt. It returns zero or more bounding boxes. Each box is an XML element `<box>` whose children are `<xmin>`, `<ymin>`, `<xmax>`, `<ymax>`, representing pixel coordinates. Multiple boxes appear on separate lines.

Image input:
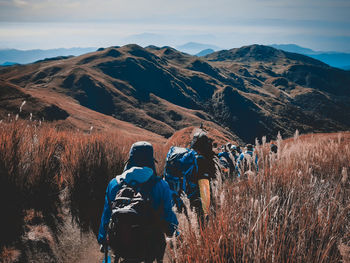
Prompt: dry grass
<box><xmin>169</xmin><ymin>132</ymin><xmax>350</xmax><ymax>262</ymax></box>
<box><xmin>1</xmin><ymin>119</ymin><xmax>349</xmax><ymax>262</ymax></box>
<box><xmin>0</xmin><ymin>119</ymin><xmax>165</xmax><ymax>251</ymax></box>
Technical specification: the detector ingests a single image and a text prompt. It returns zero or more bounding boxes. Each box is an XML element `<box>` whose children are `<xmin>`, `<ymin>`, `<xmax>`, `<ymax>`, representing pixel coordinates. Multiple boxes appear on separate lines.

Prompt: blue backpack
<box><xmin>163</xmin><ymin>146</ymin><xmax>199</xmax><ymax>208</ymax></box>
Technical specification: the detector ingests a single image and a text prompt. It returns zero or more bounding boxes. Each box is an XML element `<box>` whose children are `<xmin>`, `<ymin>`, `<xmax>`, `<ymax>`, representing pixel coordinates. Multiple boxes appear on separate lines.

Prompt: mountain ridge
<box><xmin>270</xmin><ymin>44</ymin><xmax>350</xmax><ymax>69</ymax></box>
<box><xmin>1</xmin><ymin>44</ymin><xmax>349</xmax><ymax>143</ymax></box>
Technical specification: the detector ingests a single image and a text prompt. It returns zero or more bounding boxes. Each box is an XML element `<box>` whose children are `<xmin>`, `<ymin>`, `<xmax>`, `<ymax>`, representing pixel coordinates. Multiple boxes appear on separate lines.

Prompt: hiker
<box><xmin>97</xmin><ymin>141</ymin><xmax>178</xmax><ymax>263</ymax></box>
<box><xmin>236</xmin><ymin>144</ymin><xmax>258</xmax><ymax>178</ymax></box>
<box><xmin>270</xmin><ymin>143</ymin><xmax>278</xmax><ymax>154</ymax></box>
<box><xmin>235</xmin><ymin>145</ymin><xmax>242</xmax><ymax>156</ymax></box>
<box><xmin>188</xmin><ymin>132</ymin><xmax>216</xmax><ymax>220</ymax></box>
<box><xmin>164</xmin><ymin>131</ymin><xmax>216</xmax><ymax>222</ymax></box>
<box><xmin>218</xmin><ymin>144</ymin><xmax>235</xmax><ymax>178</ymax></box>
<box><xmin>230</xmin><ymin>145</ymin><xmax>239</xmax><ymax>162</ymax></box>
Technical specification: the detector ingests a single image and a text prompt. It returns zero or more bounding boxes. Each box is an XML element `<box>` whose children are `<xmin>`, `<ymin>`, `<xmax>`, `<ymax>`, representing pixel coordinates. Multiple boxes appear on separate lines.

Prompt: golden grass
<box><xmin>0</xmin><ymin>119</ymin><xmax>166</xmax><ymax>246</ymax></box>
<box><xmin>169</xmin><ymin>132</ymin><xmax>350</xmax><ymax>262</ymax></box>
<box><xmin>0</xmin><ymin>119</ymin><xmax>349</xmax><ymax>262</ymax></box>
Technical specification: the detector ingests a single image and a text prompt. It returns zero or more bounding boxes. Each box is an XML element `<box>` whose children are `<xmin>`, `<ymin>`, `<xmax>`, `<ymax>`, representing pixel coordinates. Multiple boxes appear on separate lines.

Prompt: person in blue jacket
<box><xmin>236</xmin><ymin>144</ymin><xmax>258</xmax><ymax>178</ymax></box>
<box><xmin>218</xmin><ymin>144</ymin><xmax>235</xmax><ymax>177</ymax></box>
<box><xmin>97</xmin><ymin>141</ymin><xmax>178</xmax><ymax>262</ymax></box>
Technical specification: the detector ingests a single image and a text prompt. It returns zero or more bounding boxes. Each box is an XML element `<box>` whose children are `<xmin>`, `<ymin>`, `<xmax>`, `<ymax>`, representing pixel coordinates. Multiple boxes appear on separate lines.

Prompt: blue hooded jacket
<box><xmin>218</xmin><ymin>151</ymin><xmax>234</xmax><ymax>168</ymax></box>
<box><xmin>97</xmin><ymin>141</ymin><xmax>178</xmax><ymax>244</ymax></box>
<box><xmin>97</xmin><ymin>166</ymin><xmax>178</xmax><ymax>244</ymax></box>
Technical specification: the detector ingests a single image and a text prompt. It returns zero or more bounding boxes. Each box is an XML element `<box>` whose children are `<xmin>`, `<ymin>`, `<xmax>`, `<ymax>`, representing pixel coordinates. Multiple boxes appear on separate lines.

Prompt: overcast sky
<box><xmin>0</xmin><ymin>0</ymin><xmax>349</xmax><ymax>51</ymax></box>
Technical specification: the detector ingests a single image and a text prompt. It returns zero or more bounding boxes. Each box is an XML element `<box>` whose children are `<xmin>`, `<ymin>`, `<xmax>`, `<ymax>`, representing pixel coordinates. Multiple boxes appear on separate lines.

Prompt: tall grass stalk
<box><xmin>170</xmin><ymin>132</ymin><xmax>350</xmax><ymax>262</ymax></box>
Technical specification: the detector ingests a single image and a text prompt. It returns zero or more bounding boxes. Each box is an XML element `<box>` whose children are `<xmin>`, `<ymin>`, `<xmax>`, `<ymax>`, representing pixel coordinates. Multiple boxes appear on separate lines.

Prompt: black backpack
<box><xmin>108</xmin><ymin>176</ymin><xmax>161</xmax><ymax>261</ymax></box>
<box><xmin>163</xmin><ymin>146</ymin><xmax>199</xmax><ymax>209</ymax></box>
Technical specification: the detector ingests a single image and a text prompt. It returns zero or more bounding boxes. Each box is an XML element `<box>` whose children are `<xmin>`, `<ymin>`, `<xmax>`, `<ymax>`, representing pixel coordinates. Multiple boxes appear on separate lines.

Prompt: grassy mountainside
<box><xmin>0</xmin><ymin>118</ymin><xmax>349</xmax><ymax>262</ymax></box>
<box><xmin>1</xmin><ymin>44</ymin><xmax>350</xmax><ymax>143</ymax></box>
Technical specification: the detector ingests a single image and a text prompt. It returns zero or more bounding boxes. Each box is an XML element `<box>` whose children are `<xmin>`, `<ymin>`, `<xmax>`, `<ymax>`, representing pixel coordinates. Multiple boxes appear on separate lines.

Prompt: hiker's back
<box><xmin>164</xmin><ymin>146</ymin><xmax>199</xmax><ymax>208</ymax></box>
<box><xmin>97</xmin><ymin>141</ymin><xmax>178</xmax><ymax>263</ymax></box>
<box><xmin>236</xmin><ymin>144</ymin><xmax>258</xmax><ymax>178</ymax></box>
<box><xmin>108</xmin><ymin>173</ymin><xmax>162</xmax><ymax>261</ymax></box>
<box><xmin>242</xmin><ymin>152</ymin><xmax>256</xmax><ymax>173</ymax></box>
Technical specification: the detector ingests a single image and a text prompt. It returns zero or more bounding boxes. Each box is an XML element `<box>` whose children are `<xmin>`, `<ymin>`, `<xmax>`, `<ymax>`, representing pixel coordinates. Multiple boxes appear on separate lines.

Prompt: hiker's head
<box><xmin>230</xmin><ymin>145</ymin><xmax>237</xmax><ymax>152</ymax></box>
<box><xmin>246</xmin><ymin>144</ymin><xmax>254</xmax><ymax>151</ymax></box>
<box><xmin>125</xmin><ymin>141</ymin><xmax>156</xmax><ymax>174</ymax></box>
<box><xmin>226</xmin><ymin>142</ymin><xmax>232</xmax><ymax>151</ymax></box>
<box><xmin>190</xmin><ymin>131</ymin><xmax>213</xmax><ymax>156</ymax></box>
<box><xmin>270</xmin><ymin>143</ymin><xmax>278</xmax><ymax>154</ymax></box>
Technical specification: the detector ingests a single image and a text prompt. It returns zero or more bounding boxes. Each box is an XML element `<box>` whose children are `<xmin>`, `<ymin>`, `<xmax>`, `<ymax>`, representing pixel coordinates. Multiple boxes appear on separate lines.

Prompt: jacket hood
<box><xmin>116</xmin><ymin>166</ymin><xmax>154</xmax><ymax>185</ymax></box>
<box><xmin>124</xmin><ymin>141</ymin><xmax>156</xmax><ymax>174</ymax></box>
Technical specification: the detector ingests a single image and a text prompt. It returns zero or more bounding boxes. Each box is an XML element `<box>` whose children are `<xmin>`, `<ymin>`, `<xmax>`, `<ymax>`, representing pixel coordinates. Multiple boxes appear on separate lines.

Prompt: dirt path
<box><xmin>75</xmin><ymin>240</ymin><xmax>103</xmax><ymax>263</ymax></box>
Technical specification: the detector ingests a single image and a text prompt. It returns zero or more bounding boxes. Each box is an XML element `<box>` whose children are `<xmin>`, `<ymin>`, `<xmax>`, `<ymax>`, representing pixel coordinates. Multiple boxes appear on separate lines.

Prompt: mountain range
<box><xmin>0</xmin><ymin>47</ymin><xmax>96</xmax><ymax>65</ymax></box>
<box><xmin>270</xmin><ymin>44</ymin><xmax>350</xmax><ymax>70</ymax></box>
<box><xmin>0</xmin><ymin>44</ymin><xmax>349</xmax><ymax>143</ymax></box>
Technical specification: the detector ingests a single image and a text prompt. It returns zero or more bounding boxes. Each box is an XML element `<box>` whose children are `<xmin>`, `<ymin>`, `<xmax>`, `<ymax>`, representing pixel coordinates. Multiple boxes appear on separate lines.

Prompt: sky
<box><xmin>0</xmin><ymin>0</ymin><xmax>349</xmax><ymax>52</ymax></box>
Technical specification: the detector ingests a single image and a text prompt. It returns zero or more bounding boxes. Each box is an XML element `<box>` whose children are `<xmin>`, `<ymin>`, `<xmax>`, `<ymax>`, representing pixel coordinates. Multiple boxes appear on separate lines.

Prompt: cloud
<box><xmin>0</xmin><ymin>0</ymin><xmax>349</xmax><ymax>23</ymax></box>
<box><xmin>0</xmin><ymin>0</ymin><xmax>349</xmax><ymax>51</ymax></box>
<box><xmin>12</xmin><ymin>0</ymin><xmax>29</xmax><ymax>7</ymax></box>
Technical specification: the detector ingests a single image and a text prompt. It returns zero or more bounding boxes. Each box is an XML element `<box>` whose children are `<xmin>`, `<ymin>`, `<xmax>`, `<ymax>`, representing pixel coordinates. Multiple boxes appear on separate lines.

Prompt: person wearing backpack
<box><xmin>97</xmin><ymin>141</ymin><xmax>178</xmax><ymax>263</ymax></box>
<box><xmin>164</xmin><ymin>131</ymin><xmax>215</xmax><ymax>221</ymax></box>
<box><xmin>190</xmin><ymin>132</ymin><xmax>216</xmax><ymax>219</ymax></box>
<box><xmin>218</xmin><ymin>143</ymin><xmax>235</xmax><ymax>178</ymax></box>
<box><xmin>235</xmin><ymin>144</ymin><xmax>258</xmax><ymax>178</ymax></box>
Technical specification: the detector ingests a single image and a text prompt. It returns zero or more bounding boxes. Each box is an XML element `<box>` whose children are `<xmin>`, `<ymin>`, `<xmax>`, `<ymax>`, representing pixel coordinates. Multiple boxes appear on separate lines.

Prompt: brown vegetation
<box><xmin>169</xmin><ymin>131</ymin><xmax>350</xmax><ymax>262</ymax></box>
<box><xmin>0</xmin><ymin>118</ymin><xmax>349</xmax><ymax>262</ymax></box>
<box><xmin>0</xmin><ymin>119</ymin><xmax>166</xmax><ymax>261</ymax></box>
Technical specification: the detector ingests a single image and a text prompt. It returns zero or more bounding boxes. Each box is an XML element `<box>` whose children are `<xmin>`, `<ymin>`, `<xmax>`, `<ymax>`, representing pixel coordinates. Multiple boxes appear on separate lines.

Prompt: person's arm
<box><xmin>159</xmin><ymin>180</ymin><xmax>178</xmax><ymax>236</ymax></box>
<box><xmin>236</xmin><ymin>153</ymin><xmax>243</xmax><ymax>170</ymax></box>
<box><xmin>236</xmin><ymin>153</ymin><xmax>244</xmax><ymax>177</ymax></box>
<box><xmin>97</xmin><ymin>181</ymin><xmax>113</xmax><ymax>244</ymax></box>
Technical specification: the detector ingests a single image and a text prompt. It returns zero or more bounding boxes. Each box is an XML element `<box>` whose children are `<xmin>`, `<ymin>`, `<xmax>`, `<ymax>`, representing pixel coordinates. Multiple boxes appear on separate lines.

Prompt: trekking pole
<box><xmin>104</xmin><ymin>243</ymin><xmax>108</xmax><ymax>263</ymax></box>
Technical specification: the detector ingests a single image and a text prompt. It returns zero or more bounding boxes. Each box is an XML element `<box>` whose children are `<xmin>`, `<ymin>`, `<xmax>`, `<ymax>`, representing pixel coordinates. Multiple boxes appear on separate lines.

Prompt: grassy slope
<box><xmin>0</xmin><ymin>120</ymin><xmax>349</xmax><ymax>262</ymax></box>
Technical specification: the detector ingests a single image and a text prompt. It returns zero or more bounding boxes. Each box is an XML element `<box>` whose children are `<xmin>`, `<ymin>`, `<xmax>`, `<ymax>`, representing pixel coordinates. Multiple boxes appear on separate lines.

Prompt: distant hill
<box><xmin>0</xmin><ymin>47</ymin><xmax>96</xmax><ymax>65</ymax></box>
<box><xmin>0</xmin><ymin>62</ymin><xmax>19</xmax><ymax>66</ymax></box>
<box><xmin>196</xmin><ymin>49</ymin><xmax>215</xmax><ymax>57</ymax></box>
<box><xmin>177</xmin><ymin>42</ymin><xmax>220</xmax><ymax>55</ymax></box>
<box><xmin>1</xmin><ymin>44</ymin><xmax>349</xmax><ymax>143</ymax></box>
<box><xmin>270</xmin><ymin>44</ymin><xmax>350</xmax><ymax>69</ymax></box>
<box><xmin>270</xmin><ymin>44</ymin><xmax>317</xmax><ymax>55</ymax></box>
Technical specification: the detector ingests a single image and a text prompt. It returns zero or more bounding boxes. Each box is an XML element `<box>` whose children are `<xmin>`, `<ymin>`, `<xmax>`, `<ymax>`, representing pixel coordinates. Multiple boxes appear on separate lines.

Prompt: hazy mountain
<box><xmin>309</xmin><ymin>53</ymin><xmax>350</xmax><ymax>70</ymax></box>
<box><xmin>270</xmin><ymin>44</ymin><xmax>350</xmax><ymax>69</ymax></box>
<box><xmin>0</xmin><ymin>47</ymin><xmax>96</xmax><ymax>65</ymax></box>
<box><xmin>177</xmin><ymin>42</ymin><xmax>220</xmax><ymax>55</ymax></box>
<box><xmin>196</xmin><ymin>49</ymin><xmax>215</xmax><ymax>57</ymax></box>
<box><xmin>0</xmin><ymin>62</ymin><xmax>19</xmax><ymax>66</ymax></box>
<box><xmin>270</xmin><ymin>44</ymin><xmax>317</xmax><ymax>55</ymax></box>
<box><xmin>1</xmin><ymin>44</ymin><xmax>349</xmax><ymax>143</ymax></box>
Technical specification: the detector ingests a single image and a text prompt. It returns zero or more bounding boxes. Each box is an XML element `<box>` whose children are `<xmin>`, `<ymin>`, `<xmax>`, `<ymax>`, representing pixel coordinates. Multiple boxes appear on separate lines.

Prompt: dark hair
<box><xmin>270</xmin><ymin>143</ymin><xmax>278</xmax><ymax>154</ymax></box>
<box><xmin>190</xmin><ymin>132</ymin><xmax>214</xmax><ymax>157</ymax></box>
